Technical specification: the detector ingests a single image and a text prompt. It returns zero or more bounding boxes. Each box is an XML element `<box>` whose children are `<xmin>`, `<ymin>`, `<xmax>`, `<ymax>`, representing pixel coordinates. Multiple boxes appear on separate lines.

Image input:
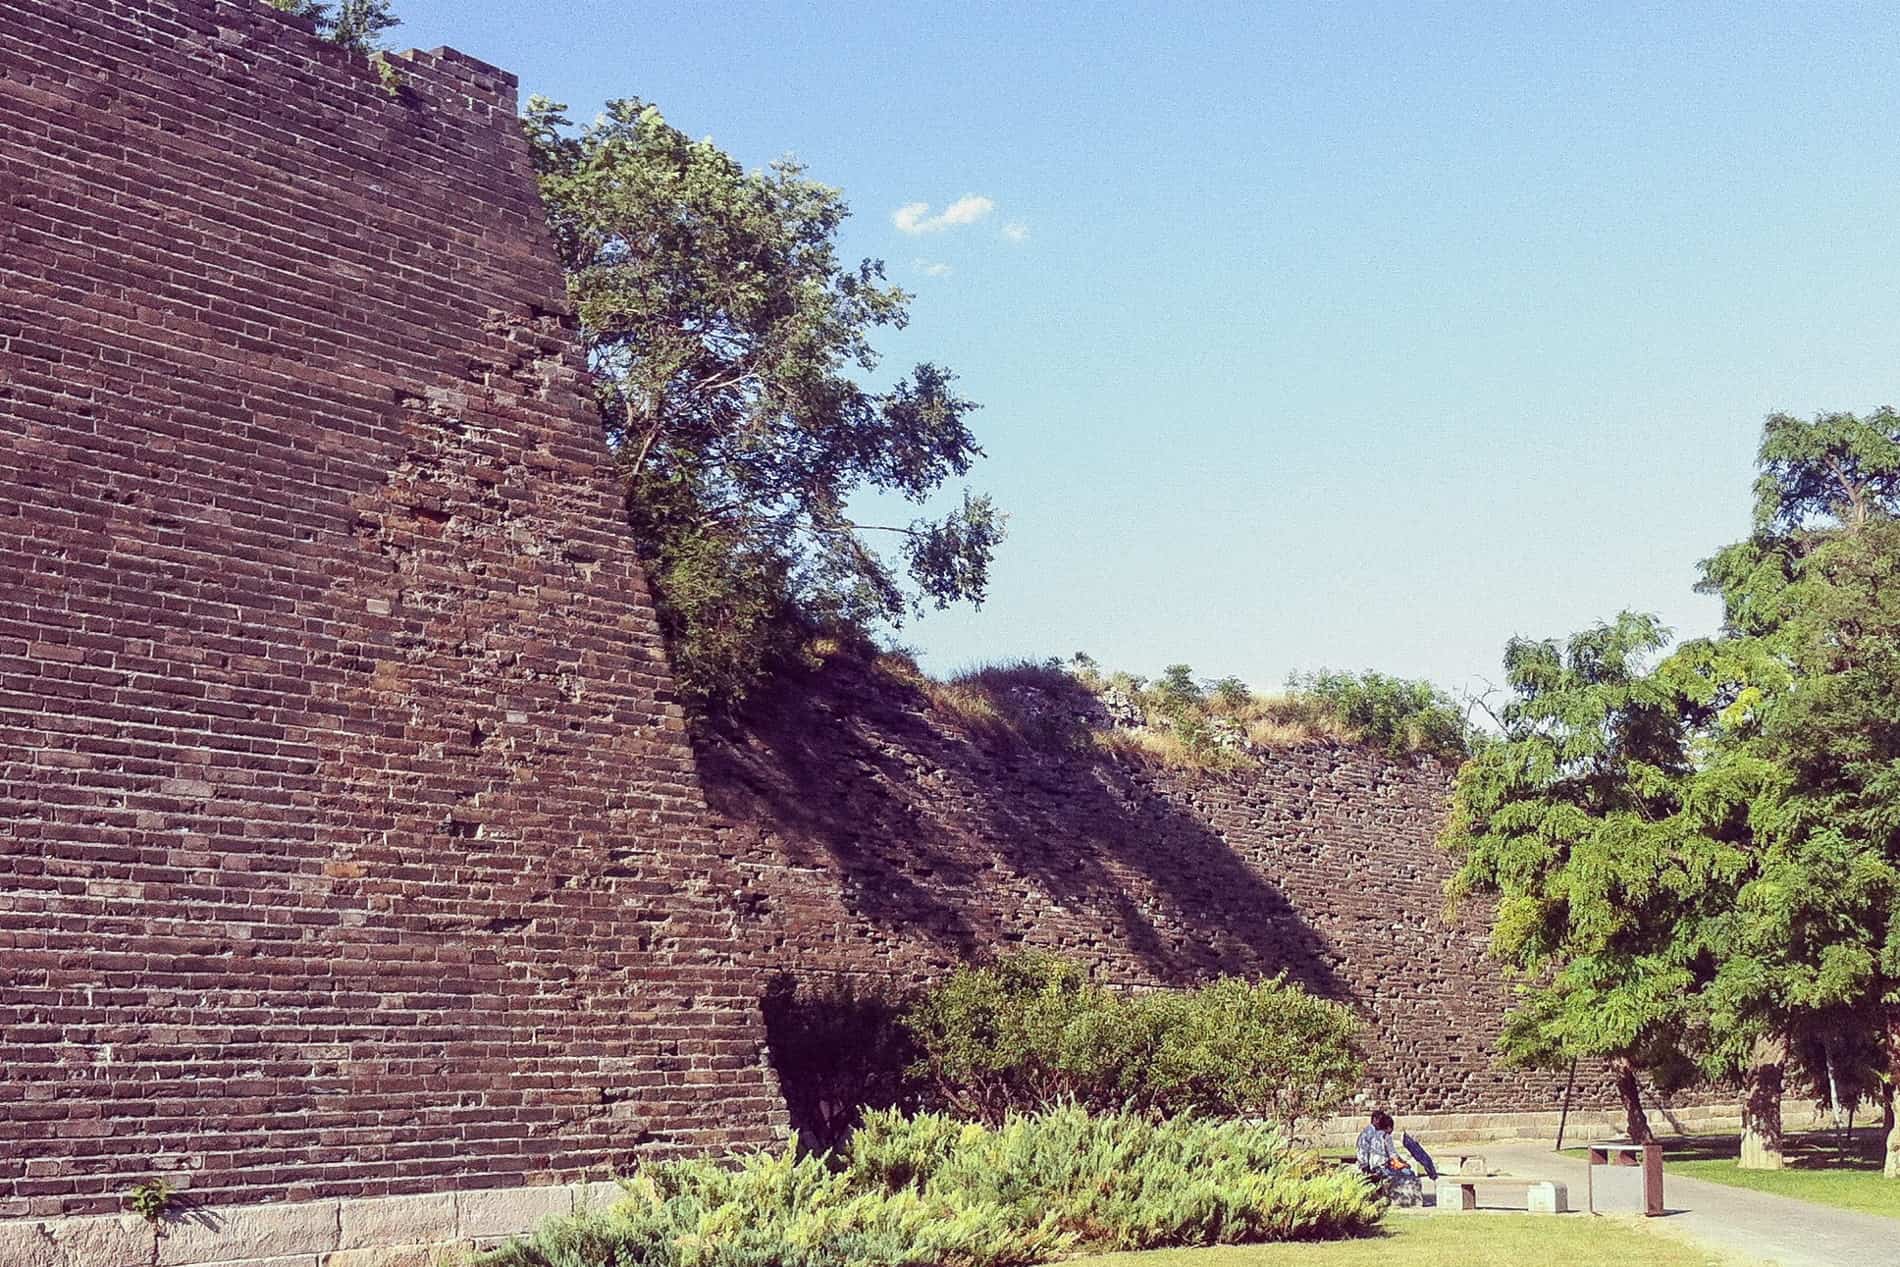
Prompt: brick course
<box><xmin>0</xmin><ymin>0</ymin><xmax>784</xmax><ymax>1218</ymax></box>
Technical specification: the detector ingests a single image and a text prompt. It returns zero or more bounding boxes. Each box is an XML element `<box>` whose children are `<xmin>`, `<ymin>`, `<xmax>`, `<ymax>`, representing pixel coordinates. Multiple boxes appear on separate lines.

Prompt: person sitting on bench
<box><xmin>1355</xmin><ymin>1110</ymin><xmax>1427</xmax><ymax>1206</ymax></box>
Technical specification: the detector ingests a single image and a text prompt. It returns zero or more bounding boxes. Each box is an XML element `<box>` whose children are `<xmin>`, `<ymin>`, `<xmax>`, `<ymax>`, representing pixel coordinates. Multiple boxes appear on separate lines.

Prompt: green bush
<box><xmin>480</xmin><ymin>1108</ymin><xmax>1383</xmax><ymax>1267</ymax></box>
<box><xmin>848</xmin><ymin>1107</ymin><xmax>1382</xmax><ymax>1252</ymax></box>
<box><xmin>902</xmin><ymin>952</ymin><xmax>1362</xmax><ymax>1125</ymax></box>
<box><xmin>1291</xmin><ymin>669</ymin><xmax>1473</xmax><ymax>761</ymax></box>
<box><xmin>1142</xmin><ymin>976</ymin><xmax>1363</xmax><ymax>1124</ymax></box>
<box><xmin>480</xmin><ymin>1144</ymin><xmax>1068</xmax><ymax>1267</ymax></box>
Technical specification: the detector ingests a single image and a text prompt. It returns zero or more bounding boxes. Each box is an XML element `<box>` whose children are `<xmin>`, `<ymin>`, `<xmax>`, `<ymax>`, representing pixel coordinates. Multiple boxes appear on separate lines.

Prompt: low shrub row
<box><xmin>480</xmin><ymin>1107</ymin><xmax>1385</xmax><ymax>1267</ymax></box>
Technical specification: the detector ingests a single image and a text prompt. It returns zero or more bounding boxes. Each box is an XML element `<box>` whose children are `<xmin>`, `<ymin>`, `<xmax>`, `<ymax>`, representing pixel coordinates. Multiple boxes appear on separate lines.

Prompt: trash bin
<box><xmin>1585</xmin><ymin>1141</ymin><xmax>1663</xmax><ymax>1216</ymax></box>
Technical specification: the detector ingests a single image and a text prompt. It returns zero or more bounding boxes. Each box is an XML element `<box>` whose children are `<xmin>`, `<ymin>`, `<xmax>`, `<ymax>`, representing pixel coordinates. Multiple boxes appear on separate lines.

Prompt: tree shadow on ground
<box><xmin>1663</xmin><ymin>1128</ymin><xmax>1889</xmax><ymax>1171</ymax></box>
<box><xmin>693</xmin><ymin>654</ymin><xmax>1351</xmax><ymax>998</ymax></box>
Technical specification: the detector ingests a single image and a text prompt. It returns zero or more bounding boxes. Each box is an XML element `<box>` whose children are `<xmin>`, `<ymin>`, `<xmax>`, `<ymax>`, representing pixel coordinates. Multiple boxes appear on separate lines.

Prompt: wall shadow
<box><xmin>694</xmin><ymin>655</ymin><xmax>1351</xmax><ymax>1001</ymax></box>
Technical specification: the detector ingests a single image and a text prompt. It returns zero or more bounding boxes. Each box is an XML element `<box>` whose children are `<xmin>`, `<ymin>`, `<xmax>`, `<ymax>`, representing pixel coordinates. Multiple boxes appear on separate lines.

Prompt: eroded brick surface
<box><xmin>0</xmin><ymin>0</ymin><xmax>784</xmax><ymax>1218</ymax></box>
<box><xmin>698</xmin><ymin>660</ymin><xmax>1694</xmax><ymax>1118</ymax></box>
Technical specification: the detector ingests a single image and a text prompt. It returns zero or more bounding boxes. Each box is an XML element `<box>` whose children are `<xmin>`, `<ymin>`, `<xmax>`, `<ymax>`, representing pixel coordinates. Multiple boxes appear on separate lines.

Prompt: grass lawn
<box><xmin>1079</xmin><ymin>1217</ymin><xmax>1726</xmax><ymax>1267</ymax></box>
<box><xmin>1642</xmin><ymin>1128</ymin><xmax>1900</xmax><ymax>1220</ymax></box>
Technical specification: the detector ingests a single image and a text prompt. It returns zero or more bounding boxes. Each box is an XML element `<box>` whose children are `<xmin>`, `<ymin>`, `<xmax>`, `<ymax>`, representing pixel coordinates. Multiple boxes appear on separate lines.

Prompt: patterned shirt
<box><xmin>1356</xmin><ymin>1124</ymin><xmax>1402</xmax><ymax>1170</ymax></box>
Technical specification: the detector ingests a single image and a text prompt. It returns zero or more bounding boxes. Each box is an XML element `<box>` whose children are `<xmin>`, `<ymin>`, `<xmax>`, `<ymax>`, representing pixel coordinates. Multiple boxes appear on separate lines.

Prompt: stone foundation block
<box><xmin>337</xmin><ymin>1195</ymin><xmax>456</xmax><ymax>1252</ymax></box>
<box><xmin>159</xmin><ymin>1202</ymin><xmax>340</xmax><ymax>1266</ymax></box>
<box><xmin>455</xmin><ymin>1185</ymin><xmax>571</xmax><ymax>1240</ymax></box>
<box><xmin>0</xmin><ymin>1219</ymin><xmax>57</xmax><ymax>1267</ymax></box>
<box><xmin>570</xmin><ymin>1181</ymin><xmax>628</xmax><ymax>1214</ymax></box>
<box><xmin>47</xmin><ymin>1213</ymin><xmax>159</xmax><ymax>1267</ymax></box>
<box><xmin>322</xmin><ymin>1245</ymin><xmax>446</xmax><ymax>1267</ymax></box>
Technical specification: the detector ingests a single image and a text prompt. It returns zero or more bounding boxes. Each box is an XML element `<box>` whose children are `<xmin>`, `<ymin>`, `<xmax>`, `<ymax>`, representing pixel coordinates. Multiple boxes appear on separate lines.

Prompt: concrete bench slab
<box><xmin>1438</xmin><ymin>1177</ymin><xmax>1568</xmax><ymax>1214</ymax></box>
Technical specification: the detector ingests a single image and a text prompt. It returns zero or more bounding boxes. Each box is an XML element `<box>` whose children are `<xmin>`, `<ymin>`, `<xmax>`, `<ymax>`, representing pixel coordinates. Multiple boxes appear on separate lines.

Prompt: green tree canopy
<box><xmin>1691</xmin><ymin>409</ymin><xmax>1900</xmax><ymax>1172</ymax></box>
<box><xmin>1441</xmin><ymin>612</ymin><xmax>1751</xmax><ymax>1140</ymax></box>
<box><xmin>522</xmin><ymin>97</ymin><xmax>1003</xmax><ymax>705</ymax></box>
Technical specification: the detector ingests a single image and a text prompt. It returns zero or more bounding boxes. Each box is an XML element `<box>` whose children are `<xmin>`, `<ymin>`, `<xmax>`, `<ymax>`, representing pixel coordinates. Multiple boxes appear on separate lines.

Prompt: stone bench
<box><xmin>1437</xmin><ymin>1176</ymin><xmax>1568</xmax><ymax>1214</ymax></box>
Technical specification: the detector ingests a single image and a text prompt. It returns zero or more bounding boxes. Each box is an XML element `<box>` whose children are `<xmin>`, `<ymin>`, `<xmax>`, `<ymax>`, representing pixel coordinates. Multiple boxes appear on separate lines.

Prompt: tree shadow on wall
<box><xmin>693</xmin><ymin>654</ymin><xmax>1350</xmax><ymax>1003</ymax></box>
<box><xmin>760</xmin><ymin>971</ymin><xmax>919</xmax><ymax>1152</ymax></box>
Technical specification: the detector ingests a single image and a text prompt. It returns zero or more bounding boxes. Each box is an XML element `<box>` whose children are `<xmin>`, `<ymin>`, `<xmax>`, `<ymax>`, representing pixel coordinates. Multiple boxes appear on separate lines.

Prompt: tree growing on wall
<box><xmin>265</xmin><ymin>0</ymin><xmax>399</xmax><ymax>54</ymax></box>
<box><xmin>522</xmin><ymin>97</ymin><xmax>1003</xmax><ymax>706</ymax></box>
<box><xmin>1292</xmin><ymin>669</ymin><xmax>1474</xmax><ymax>760</ymax></box>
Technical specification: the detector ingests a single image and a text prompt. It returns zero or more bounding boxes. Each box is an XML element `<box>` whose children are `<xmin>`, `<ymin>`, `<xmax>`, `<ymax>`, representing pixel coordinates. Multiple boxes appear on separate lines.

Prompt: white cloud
<box><xmin>893</xmin><ymin>194</ymin><xmax>996</xmax><ymax>235</ymax></box>
<box><xmin>1001</xmin><ymin>222</ymin><xmax>1029</xmax><ymax>243</ymax></box>
<box><xmin>892</xmin><ymin>202</ymin><xmax>932</xmax><ymax>233</ymax></box>
<box><xmin>913</xmin><ymin>259</ymin><xmax>954</xmax><ymax>278</ymax></box>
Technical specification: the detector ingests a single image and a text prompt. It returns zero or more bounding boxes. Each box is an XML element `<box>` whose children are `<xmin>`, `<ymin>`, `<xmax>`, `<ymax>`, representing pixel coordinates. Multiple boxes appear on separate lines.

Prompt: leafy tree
<box><xmin>1151</xmin><ymin>664</ymin><xmax>1205</xmax><ymax>717</ymax></box>
<box><xmin>266</xmin><ymin>0</ymin><xmax>399</xmax><ymax>54</ymax></box>
<box><xmin>1693</xmin><ymin>409</ymin><xmax>1900</xmax><ymax>1175</ymax></box>
<box><xmin>522</xmin><ymin>97</ymin><xmax>1003</xmax><ymax>706</ymax></box>
<box><xmin>1209</xmin><ymin>675</ymin><xmax>1251</xmax><ymax>710</ymax></box>
<box><xmin>1438</xmin><ymin>410</ymin><xmax>1900</xmax><ymax>1166</ymax></box>
<box><xmin>1440</xmin><ymin>613</ymin><xmax>1749</xmax><ymax>1142</ymax></box>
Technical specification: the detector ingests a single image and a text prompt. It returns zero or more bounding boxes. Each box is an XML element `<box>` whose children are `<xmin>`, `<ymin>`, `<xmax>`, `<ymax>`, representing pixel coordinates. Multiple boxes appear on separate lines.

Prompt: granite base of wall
<box><xmin>0</xmin><ymin>1181</ymin><xmax>611</xmax><ymax>1267</ymax></box>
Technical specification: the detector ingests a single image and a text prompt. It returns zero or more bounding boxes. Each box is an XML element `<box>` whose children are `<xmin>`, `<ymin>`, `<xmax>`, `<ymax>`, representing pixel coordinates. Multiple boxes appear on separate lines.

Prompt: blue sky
<box><xmin>392</xmin><ymin>1</ymin><xmax>1900</xmax><ymax>698</ymax></box>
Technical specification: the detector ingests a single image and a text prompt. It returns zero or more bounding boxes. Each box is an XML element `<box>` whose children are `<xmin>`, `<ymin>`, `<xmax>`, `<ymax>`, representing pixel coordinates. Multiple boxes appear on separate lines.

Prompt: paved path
<box><xmin>1476</xmin><ymin>1142</ymin><xmax>1895</xmax><ymax>1266</ymax></box>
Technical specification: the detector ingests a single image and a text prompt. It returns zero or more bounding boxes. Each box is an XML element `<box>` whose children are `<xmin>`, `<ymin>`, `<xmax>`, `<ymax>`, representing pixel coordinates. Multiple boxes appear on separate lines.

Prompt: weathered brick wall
<box><xmin>699</xmin><ymin>660</ymin><xmax>1653</xmax><ymax>1118</ymax></box>
<box><xmin>0</xmin><ymin>0</ymin><xmax>1719</xmax><ymax>1229</ymax></box>
<box><xmin>0</xmin><ymin>0</ymin><xmax>784</xmax><ymax>1219</ymax></box>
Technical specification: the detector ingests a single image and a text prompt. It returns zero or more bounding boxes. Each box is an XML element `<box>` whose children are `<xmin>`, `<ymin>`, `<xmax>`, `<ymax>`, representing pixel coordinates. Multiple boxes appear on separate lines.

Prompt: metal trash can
<box><xmin>1585</xmin><ymin>1141</ymin><xmax>1663</xmax><ymax>1216</ymax></box>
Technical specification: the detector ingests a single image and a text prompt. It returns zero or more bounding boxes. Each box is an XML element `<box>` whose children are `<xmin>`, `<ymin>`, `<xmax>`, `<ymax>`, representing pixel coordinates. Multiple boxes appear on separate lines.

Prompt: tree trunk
<box><xmin>1612</xmin><ymin>1057</ymin><xmax>1654</xmax><ymax>1143</ymax></box>
<box><xmin>1887</xmin><ymin>1019</ymin><xmax>1900</xmax><ymax>1180</ymax></box>
<box><xmin>1740</xmin><ymin>1038</ymin><xmax>1786</xmax><ymax>1170</ymax></box>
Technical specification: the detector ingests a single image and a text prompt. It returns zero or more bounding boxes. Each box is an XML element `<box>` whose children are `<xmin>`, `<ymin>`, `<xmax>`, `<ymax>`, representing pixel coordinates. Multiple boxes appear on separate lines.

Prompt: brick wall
<box><xmin>0</xmin><ymin>0</ymin><xmax>1716</xmax><ymax>1227</ymax></box>
<box><xmin>699</xmin><ymin>659</ymin><xmax>1663</xmax><ymax>1119</ymax></box>
<box><xmin>0</xmin><ymin>0</ymin><xmax>784</xmax><ymax>1219</ymax></box>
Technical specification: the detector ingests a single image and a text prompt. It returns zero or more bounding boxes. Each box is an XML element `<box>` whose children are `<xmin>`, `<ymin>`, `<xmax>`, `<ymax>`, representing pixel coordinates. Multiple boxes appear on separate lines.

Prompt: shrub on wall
<box><xmin>480</xmin><ymin>1107</ymin><xmax>1383</xmax><ymax>1267</ymax></box>
<box><xmin>902</xmin><ymin>952</ymin><xmax>1362</xmax><ymax>1125</ymax></box>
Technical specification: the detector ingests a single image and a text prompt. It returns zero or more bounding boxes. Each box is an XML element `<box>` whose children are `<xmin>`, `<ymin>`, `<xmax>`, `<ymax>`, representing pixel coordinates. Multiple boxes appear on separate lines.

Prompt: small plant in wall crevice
<box><xmin>125</xmin><ymin>1177</ymin><xmax>173</xmax><ymax>1225</ymax></box>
